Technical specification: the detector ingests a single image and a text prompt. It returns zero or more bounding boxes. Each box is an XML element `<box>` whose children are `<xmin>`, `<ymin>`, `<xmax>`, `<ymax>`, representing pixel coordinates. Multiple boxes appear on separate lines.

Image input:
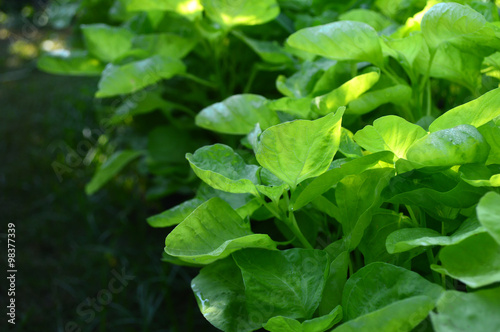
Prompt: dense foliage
<box><xmin>39</xmin><ymin>0</ymin><xmax>500</xmax><ymax>331</ymax></box>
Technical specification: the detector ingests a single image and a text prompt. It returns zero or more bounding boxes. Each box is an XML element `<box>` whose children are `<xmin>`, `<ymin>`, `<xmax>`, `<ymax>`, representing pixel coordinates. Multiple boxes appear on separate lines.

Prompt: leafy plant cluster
<box><xmin>39</xmin><ymin>0</ymin><xmax>500</xmax><ymax>331</ymax></box>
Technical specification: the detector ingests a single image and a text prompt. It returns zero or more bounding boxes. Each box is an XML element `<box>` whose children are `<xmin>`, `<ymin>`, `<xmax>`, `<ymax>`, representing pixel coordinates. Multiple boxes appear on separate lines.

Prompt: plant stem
<box><xmin>426</xmin><ymin>248</ymin><xmax>442</xmax><ymax>285</ymax></box>
<box><xmin>180</xmin><ymin>73</ymin><xmax>217</xmax><ymax>89</ymax></box>
<box><xmin>288</xmin><ymin>210</ymin><xmax>314</xmax><ymax>249</ymax></box>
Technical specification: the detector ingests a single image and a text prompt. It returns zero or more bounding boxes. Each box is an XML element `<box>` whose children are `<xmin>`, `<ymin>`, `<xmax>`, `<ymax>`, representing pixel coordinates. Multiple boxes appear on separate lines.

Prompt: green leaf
<box><xmin>264</xmin><ymin>306</ymin><xmax>343</xmax><ymax>332</ymax></box>
<box><xmin>338</xmin><ymin>128</ymin><xmax>363</xmax><ymax>158</ymax></box>
<box><xmin>276</xmin><ymin>60</ymin><xmax>334</xmax><ymax>98</ymax></box>
<box><xmin>477</xmin><ymin>192</ymin><xmax>500</xmax><ymax>244</ymax></box>
<box><xmin>287</xmin><ymin>21</ymin><xmax>384</xmax><ymax>67</ymax></box>
<box><xmin>312</xmin><ymin>71</ymin><xmax>380</xmax><ymax>115</ymax></box>
<box><xmin>264</xmin><ymin>316</ymin><xmax>302</xmax><ymax>332</ymax></box>
<box><xmin>386</xmin><ymin>217</ymin><xmax>485</xmax><ymax>254</ymax></box>
<box><xmin>201</xmin><ymin>0</ymin><xmax>280</xmax><ymax>28</ymax></box>
<box><xmin>342</xmin><ymin>262</ymin><xmax>443</xmax><ymax>320</ymax></box>
<box><xmin>126</xmin><ymin>0</ymin><xmax>203</xmax><ymax>20</ymax></box>
<box><xmin>147</xmin><ymin>198</ymin><xmax>204</xmax><ymax>228</ymax></box>
<box><xmin>335</xmin><ymin>168</ymin><xmax>394</xmax><ymax>250</ymax></box>
<box><xmin>333</xmin><ymin>296</ymin><xmax>435</xmax><ymax>332</ymax></box>
<box><xmin>233</xmin><ymin>248</ymin><xmax>329</xmax><ymax>321</ymax></box>
<box><xmin>196</xmin><ymin>94</ymin><xmax>279</xmax><ymax>135</ymax></box>
<box><xmin>432</xmin><ymin>232</ymin><xmax>500</xmax><ymax>288</ymax></box>
<box><xmin>268</xmin><ymin>97</ymin><xmax>313</xmax><ymax>119</ymax></box>
<box><xmin>256</xmin><ymin>168</ymin><xmax>289</xmax><ymax>204</ymax></box>
<box><xmin>96</xmin><ymin>55</ymin><xmax>186</xmax><ymax>97</ymax></box>
<box><xmin>347</xmin><ymin>84</ymin><xmax>412</xmax><ymax>115</ymax></box>
<box><xmin>37</xmin><ymin>51</ymin><xmax>104</xmax><ymax>76</ymax></box>
<box><xmin>233</xmin><ymin>31</ymin><xmax>292</xmax><ymax>64</ymax></box>
<box><xmin>429</xmin><ymin>87</ymin><xmax>500</xmax><ymax>132</ymax></box>
<box><xmin>478</xmin><ymin>120</ymin><xmax>500</xmax><ymax>165</ymax></box>
<box><xmin>132</xmin><ymin>33</ymin><xmax>198</xmax><ymax>59</ymax></box>
<box><xmin>191</xmin><ymin>257</ymin><xmax>261</xmax><ymax>332</ymax></box>
<box><xmin>430</xmin><ymin>288</ymin><xmax>500</xmax><ymax>332</ymax></box>
<box><xmin>292</xmin><ymin>151</ymin><xmax>395</xmax><ymax>211</ymax></box>
<box><xmin>384</xmin><ymin>173</ymin><xmax>486</xmax><ymax>218</ymax></box>
<box><xmin>256</xmin><ymin>109</ymin><xmax>344</xmax><ymax>190</ymax></box>
<box><xmin>319</xmin><ymin>251</ymin><xmax>349</xmax><ymax>316</ymax></box>
<box><xmin>459</xmin><ymin>163</ymin><xmax>500</xmax><ymax>187</ymax></box>
<box><xmin>421</xmin><ymin>2</ymin><xmax>500</xmax><ymax>57</ymax></box>
<box><xmin>110</xmin><ymin>91</ymin><xmax>169</xmax><ymax>124</ymax></box>
<box><xmin>430</xmin><ymin>43</ymin><xmax>482</xmax><ymax>91</ymax></box>
<box><xmin>354</xmin><ymin>115</ymin><xmax>427</xmax><ymax>159</ymax></box>
<box><xmin>339</xmin><ymin>9</ymin><xmax>392</xmax><ymax>32</ymax></box>
<box><xmin>81</xmin><ymin>24</ymin><xmax>133</xmax><ymax>62</ymax></box>
<box><xmin>406</xmin><ymin>125</ymin><xmax>490</xmax><ymax>168</ymax></box>
<box><xmin>85</xmin><ymin>150</ymin><xmax>143</xmax><ymax>195</ymax></box>
<box><xmin>165</xmin><ymin>197</ymin><xmax>276</xmax><ymax>264</ymax></box>
<box><xmin>384</xmin><ymin>33</ymin><xmax>423</xmax><ymax>70</ymax></box>
<box><xmin>359</xmin><ymin>210</ymin><xmax>414</xmax><ymax>264</ymax></box>
<box><xmin>186</xmin><ymin>144</ymin><xmax>260</xmax><ymax>196</ymax></box>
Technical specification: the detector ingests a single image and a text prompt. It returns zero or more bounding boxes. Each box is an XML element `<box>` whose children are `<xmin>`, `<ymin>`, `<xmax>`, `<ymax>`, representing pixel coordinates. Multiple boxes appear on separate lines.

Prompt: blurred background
<box><xmin>0</xmin><ymin>0</ymin><xmax>218</xmax><ymax>330</ymax></box>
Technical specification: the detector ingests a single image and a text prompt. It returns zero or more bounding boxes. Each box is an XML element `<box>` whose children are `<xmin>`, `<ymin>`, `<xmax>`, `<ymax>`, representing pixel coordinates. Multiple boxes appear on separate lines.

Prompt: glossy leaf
<box><xmin>342</xmin><ymin>262</ymin><xmax>443</xmax><ymax>320</ymax></box>
<box><xmin>312</xmin><ymin>71</ymin><xmax>380</xmax><ymax>115</ymax></box>
<box><xmin>96</xmin><ymin>55</ymin><xmax>186</xmax><ymax>97</ymax></box>
<box><xmin>335</xmin><ymin>168</ymin><xmax>394</xmax><ymax>250</ymax></box>
<box><xmin>268</xmin><ymin>97</ymin><xmax>313</xmax><ymax>119</ymax></box>
<box><xmin>386</xmin><ymin>217</ymin><xmax>485</xmax><ymax>254</ymax></box>
<box><xmin>354</xmin><ymin>115</ymin><xmax>426</xmax><ymax>159</ymax></box>
<box><xmin>147</xmin><ymin>198</ymin><xmax>204</xmax><ymax>227</ymax></box>
<box><xmin>292</xmin><ymin>151</ymin><xmax>394</xmax><ymax>211</ymax></box>
<box><xmin>132</xmin><ymin>33</ymin><xmax>198</xmax><ymax>59</ymax></box>
<box><xmin>432</xmin><ymin>232</ymin><xmax>500</xmax><ymax>288</ymax></box>
<box><xmin>421</xmin><ymin>2</ymin><xmax>500</xmax><ymax>56</ymax></box>
<box><xmin>202</xmin><ymin>0</ymin><xmax>280</xmax><ymax>28</ymax></box>
<box><xmin>264</xmin><ymin>306</ymin><xmax>342</xmax><ymax>332</ymax></box>
<box><xmin>196</xmin><ymin>94</ymin><xmax>279</xmax><ymax>134</ymax></box>
<box><xmin>37</xmin><ymin>51</ymin><xmax>104</xmax><ymax>76</ymax></box>
<box><xmin>85</xmin><ymin>150</ymin><xmax>143</xmax><ymax>195</ymax></box>
<box><xmin>384</xmin><ymin>173</ymin><xmax>486</xmax><ymax>217</ymax></box>
<box><xmin>256</xmin><ymin>109</ymin><xmax>344</xmax><ymax>190</ymax></box>
<box><xmin>165</xmin><ymin>197</ymin><xmax>276</xmax><ymax>264</ymax></box>
<box><xmin>81</xmin><ymin>24</ymin><xmax>133</xmax><ymax>62</ymax></box>
<box><xmin>430</xmin><ymin>288</ymin><xmax>500</xmax><ymax>332</ymax></box>
<box><xmin>429</xmin><ymin>88</ymin><xmax>500</xmax><ymax>132</ymax></box>
<box><xmin>339</xmin><ymin>9</ymin><xmax>392</xmax><ymax>32</ymax></box>
<box><xmin>477</xmin><ymin>192</ymin><xmax>500</xmax><ymax>244</ymax></box>
<box><xmin>406</xmin><ymin>125</ymin><xmax>490</xmax><ymax>168</ymax></box>
<box><xmin>191</xmin><ymin>257</ymin><xmax>261</xmax><ymax>332</ymax></box>
<box><xmin>233</xmin><ymin>248</ymin><xmax>329</xmax><ymax>321</ymax></box>
<box><xmin>347</xmin><ymin>84</ymin><xmax>412</xmax><ymax>115</ymax></box>
<box><xmin>333</xmin><ymin>296</ymin><xmax>435</xmax><ymax>332</ymax></box>
<box><xmin>287</xmin><ymin>21</ymin><xmax>384</xmax><ymax>67</ymax></box>
<box><xmin>186</xmin><ymin>144</ymin><xmax>260</xmax><ymax>196</ymax></box>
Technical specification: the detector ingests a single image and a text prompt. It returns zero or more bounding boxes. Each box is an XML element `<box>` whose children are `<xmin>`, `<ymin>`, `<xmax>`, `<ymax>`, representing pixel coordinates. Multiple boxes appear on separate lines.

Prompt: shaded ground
<box><xmin>0</xmin><ymin>47</ymin><xmax>216</xmax><ymax>331</ymax></box>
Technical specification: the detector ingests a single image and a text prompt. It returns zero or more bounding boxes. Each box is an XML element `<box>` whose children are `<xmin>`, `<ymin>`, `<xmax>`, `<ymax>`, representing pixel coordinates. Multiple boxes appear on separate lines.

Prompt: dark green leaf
<box><xmin>85</xmin><ymin>150</ymin><xmax>143</xmax><ymax>195</ymax></box>
<box><xmin>165</xmin><ymin>197</ymin><xmax>276</xmax><ymax>264</ymax></box>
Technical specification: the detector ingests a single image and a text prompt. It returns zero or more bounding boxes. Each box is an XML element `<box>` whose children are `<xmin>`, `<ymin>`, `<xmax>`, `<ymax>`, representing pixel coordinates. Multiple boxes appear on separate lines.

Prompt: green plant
<box><xmin>151</xmin><ymin>1</ymin><xmax>500</xmax><ymax>331</ymax></box>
